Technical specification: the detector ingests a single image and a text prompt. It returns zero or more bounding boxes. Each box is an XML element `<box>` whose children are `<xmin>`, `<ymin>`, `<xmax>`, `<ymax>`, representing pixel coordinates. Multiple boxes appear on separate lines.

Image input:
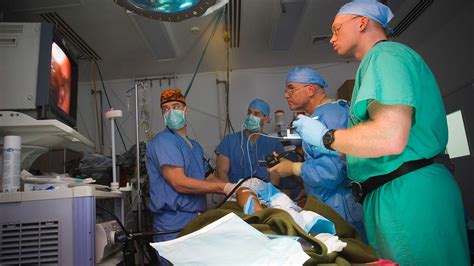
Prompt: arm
<box><xmin>269</xmin><ymin>172</ymin><xmax>282</xmax><ymax>187</ymax></box>
<box><xmin>332</xmin><ymin>102</ymin><xmax>412</xmax><ymax>158</ymax></box>
<box><xmin>235</xmin><ymin>187</ymin><xmax>263</xmax><ymax>212</ymax></box>
<box><xmin>161</xmin><ymin>165</ymin><xmax>226</xmax><ymax>194</ymax></box>
<box><xmin>215</xmin><ymin>154</ymin><xmax>230</xmax><ymax>182</ymax></box>
<box><xmin>206</xmin><ymin>174</ymin><xmax>223</xmax><ymax>183</ymax></box>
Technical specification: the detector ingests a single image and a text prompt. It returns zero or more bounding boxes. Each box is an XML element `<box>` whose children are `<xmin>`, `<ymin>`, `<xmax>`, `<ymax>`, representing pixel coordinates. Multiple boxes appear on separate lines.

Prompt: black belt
<box><xmin>351</xmin><ymin>157</ymin><xmax>435</xmax><ymax>204</ymax></box>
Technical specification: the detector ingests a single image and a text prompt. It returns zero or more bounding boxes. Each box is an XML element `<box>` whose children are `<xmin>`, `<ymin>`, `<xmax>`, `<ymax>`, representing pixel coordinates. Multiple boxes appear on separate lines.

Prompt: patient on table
<box><xmin>228</xmin><ymin>178</ymin><xmax>336</xmax><ymax>235</ymax></box>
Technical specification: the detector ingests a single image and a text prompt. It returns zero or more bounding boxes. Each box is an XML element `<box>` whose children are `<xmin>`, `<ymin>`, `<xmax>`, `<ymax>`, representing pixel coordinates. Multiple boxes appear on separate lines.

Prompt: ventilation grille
<box><xmin>0</xmin><ymin>24</ymin><xmax>24</xmax><ymax>34</ymax></box>
<box><xmin>41</xmin><ymin>12</ymin><xmax>101</xmax><ymax>61</ymax></box>
<box><xmin>389</xmin><ymin>0</ymin><xmax>433</xmax><ymax>37</ymax></box>
<box><xmin>0</xmin><ymin>221</ymin><xmax>60</xmax><ymax>265</ymax></box>
<box><xmin>227</xmin><ymin>0</ymin><xmax>241</xmax><ymax>48</ymax></box>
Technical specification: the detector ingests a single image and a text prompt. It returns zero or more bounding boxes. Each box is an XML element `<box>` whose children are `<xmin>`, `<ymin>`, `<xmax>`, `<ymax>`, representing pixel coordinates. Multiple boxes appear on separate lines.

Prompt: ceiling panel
<box><xmin>0</xmin><ymin>0</ymin><xmax>470</xmax><ymax>83</ymax></box>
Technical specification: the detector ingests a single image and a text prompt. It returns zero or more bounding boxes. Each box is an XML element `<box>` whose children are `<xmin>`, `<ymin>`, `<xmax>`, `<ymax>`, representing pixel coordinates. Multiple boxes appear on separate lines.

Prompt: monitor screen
<box><xmin>0</xmin><ymin>22</ymin><xmax>78</xmax><ymax>128</ymax></box>
<box><xmin>50</xmin><ymin>42</ymin><xmax>72</xmax><ymax>114</ymax></box>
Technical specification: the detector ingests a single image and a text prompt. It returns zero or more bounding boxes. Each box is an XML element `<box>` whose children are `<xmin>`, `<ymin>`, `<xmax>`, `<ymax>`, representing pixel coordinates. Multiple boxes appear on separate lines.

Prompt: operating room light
<box><xmin>127</xmin><ymin>0</ymin><xmax>199</xmax><ymax>14</ymax></box>
<box><xmin>114</xmin><ymin>0</ymin><xmax>217</xmax><ymax>22</ymax></box>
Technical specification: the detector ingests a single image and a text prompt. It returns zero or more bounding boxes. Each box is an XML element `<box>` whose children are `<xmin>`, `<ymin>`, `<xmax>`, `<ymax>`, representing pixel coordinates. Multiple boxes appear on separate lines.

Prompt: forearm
<box><xmin>331</xmin><ymin>103</ymin><xmax>412</xmax><ymax>158</ymax></box>
<box><xmin>215</xmin><ymin>155</ymin><xmax>230</xmax><ymax>182</ymax></box>
<box><xmin>235</xmin><ymin>187</ymin><xmax>262</xmax><ymax>212</ymax></box>
<box><xmin>174</xmin><ymin>177</ymin><xmax>226</xmax><ymax>194</ymax></box>
<box><xmin>206</xmin><ymin>174</ymin><xmax>224</xmax><ymax>183</ymax></box>
<box><xmin>332</xmin><ymin>122</ymin><xmax>403</xmax><ymax>158</ymax></box>
<box><xmin>216</xmin><ymin>168</ymin><xmax>229</xmax><ymax>182</ymax></box>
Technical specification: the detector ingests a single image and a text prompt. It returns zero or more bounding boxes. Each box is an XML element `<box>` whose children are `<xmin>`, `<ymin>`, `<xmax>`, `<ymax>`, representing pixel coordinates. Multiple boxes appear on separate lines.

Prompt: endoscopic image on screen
<box><xmin>50</xmin><ymin>42</ymin><xmax>72</xmax><ymax>114</ymax></box>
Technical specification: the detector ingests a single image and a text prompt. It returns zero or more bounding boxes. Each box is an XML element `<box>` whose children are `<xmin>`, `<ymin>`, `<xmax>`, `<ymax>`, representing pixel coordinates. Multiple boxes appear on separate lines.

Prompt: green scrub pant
<box><xmin>362</xmin><ymin>163</ymin><xmax>470</xmax><ymax>265</ymax></box>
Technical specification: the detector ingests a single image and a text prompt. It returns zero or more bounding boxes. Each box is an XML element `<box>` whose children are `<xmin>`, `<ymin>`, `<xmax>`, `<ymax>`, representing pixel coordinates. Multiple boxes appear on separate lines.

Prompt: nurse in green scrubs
<box><xmin>291</xmin><ymin>0</ymin><xmax>469</xmax><ymax>264</ymax></box>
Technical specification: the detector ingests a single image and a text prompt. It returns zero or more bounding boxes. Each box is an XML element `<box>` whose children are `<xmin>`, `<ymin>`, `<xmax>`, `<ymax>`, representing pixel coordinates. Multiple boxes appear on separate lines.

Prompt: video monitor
<box><xmin>50</xmin><ymin>42</ymin><xmax>72</xmax><ymax>115</ymax></box>
<box><xmin>0</xmin><ymin>22</ymin><xmax>79</xmax><ymax>128</ymax></box>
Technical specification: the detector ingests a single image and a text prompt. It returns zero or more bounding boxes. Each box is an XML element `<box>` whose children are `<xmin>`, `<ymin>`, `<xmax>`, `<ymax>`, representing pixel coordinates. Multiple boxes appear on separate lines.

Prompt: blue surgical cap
<box><xmin>337</xmin><ymin>0</ymin><xmax>394</xmax><ymax>29</ymax></box>
<box><xmin>248</xmin><ymin>99</ymin><xmax>270</xmax><ymax>117</ymax></box>
<box><xmin>286</xmin><ymin>67</ymin><xmax>328</xmax><ymax>88</ymax></box>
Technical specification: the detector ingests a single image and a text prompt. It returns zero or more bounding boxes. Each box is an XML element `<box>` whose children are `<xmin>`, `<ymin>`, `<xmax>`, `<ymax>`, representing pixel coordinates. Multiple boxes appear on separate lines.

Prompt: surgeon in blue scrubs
<box><xmin>268</xmin><ymin>67</ymin><xmax>366</xmax><ymax>241</ymax></box>
<box><xmin>215</xmin><ymin>99</ymin><xmax>284</xmax><ymax>183</ymax></box>
<box><xmin>147</xmin><ymin>88</ymin><xmax>235</xmax><ymax>265</ymax></box>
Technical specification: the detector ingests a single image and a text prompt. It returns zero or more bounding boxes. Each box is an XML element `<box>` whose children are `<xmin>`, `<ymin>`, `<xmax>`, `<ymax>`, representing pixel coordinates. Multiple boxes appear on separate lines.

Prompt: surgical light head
<box><xmin>336</xmin><ymin>0</ymin><xmax>394</xmax><ymax>29</ymax></box>
<box><xmin>286</xmin><ymin>67</ymin><xmax>328</xmax><ymax>89</ymax></box>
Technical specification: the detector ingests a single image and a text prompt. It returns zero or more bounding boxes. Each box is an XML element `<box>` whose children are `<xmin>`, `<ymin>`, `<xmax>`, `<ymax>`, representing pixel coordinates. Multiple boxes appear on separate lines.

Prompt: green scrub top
<box><xmin>346</xmin><ymin>42</ymin><xmax>469</xmax><ymax>265</ymax></box>
<box><xmin>347</xmin><ymin>41</ymin><xmax>448</xmax><ymax>183</ymax></box>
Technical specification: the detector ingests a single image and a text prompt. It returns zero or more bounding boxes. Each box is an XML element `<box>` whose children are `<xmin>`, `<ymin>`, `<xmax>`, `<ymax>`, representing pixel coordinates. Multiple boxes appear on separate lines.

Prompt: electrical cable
<box><xmin>97</xmin><ymin>205</ymin><xmax>181</xmax><ymax>265</ymax></box>
<box><xmin>91</xmin><ymin>62</ymin><xmax>102</xmax><ymax>153</ymax></box>
<box><xmin>184</xmin><ymin>10</ymin><xmax>224</xmax><ymax>98</ymax></box>
<box><xmin>246</xmin><ymin>132</ymin><xmax>291</xmax><ymax>180</ymax></box>
<box><xmin>221</xmin><ymin>5</ymin><xmax>235</xmax><ymax>136</ymax></box>
<box><xmin>96</xmin><ymin>205</ymin><xmax>129</xmax><ymax>235</ymax></box>
<box><xmin>93</xmin><ymin>60</ymin><xmax>127</xmax><ymax>152</ymax></box>
<box><xmin>77</xmin><ymin>105</ymin><xmax>93</xmax><ymax>141</ymax></box>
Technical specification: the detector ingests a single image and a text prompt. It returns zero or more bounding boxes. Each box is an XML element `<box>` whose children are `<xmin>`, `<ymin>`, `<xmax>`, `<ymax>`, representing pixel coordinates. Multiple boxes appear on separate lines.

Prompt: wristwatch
<box><xmin>323</xmin><ymin>129</ymin><xmax>336</xmax><ymax>151</ymax></box>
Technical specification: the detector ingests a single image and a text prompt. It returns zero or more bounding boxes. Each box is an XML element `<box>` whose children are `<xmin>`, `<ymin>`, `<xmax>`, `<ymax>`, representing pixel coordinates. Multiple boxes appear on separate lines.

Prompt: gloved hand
<box><xmin>223</xmin><ymin>183</ymin><xmax>237</xmax><ymax>196</ymax></box>
<box><xmin>292</xmin><ymin>115</ymin><xmax>328</xmax><ymax>148</ymax></box>
<box><xmin>293</xmin><ymin>115</ymin><xmax>339</xmax><ymax>155</ymax></box>
<box><xmin>267</xmin><ymin>157</ymin><xmax>295</xmax><ymax>177</ymax></box>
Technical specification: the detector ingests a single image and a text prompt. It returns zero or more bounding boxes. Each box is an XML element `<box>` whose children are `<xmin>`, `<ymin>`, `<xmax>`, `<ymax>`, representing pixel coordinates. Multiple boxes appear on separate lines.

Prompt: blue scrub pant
<box><xmin>152</xmin><ymin>210</ymin><xmax>199</xmax><ymax>266</ymax></box>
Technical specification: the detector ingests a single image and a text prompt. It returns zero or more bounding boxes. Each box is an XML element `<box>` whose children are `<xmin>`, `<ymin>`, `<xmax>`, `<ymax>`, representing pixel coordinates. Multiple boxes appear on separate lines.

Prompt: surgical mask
<box><xmin>243</xmin><ymin>114</ymin><xmax>261</xmax><ymax>132</ymax></box>
<box><xmin>163</xmin><ymin>109</ymin><xmax>186</xmax><ymax>130</ymax></box>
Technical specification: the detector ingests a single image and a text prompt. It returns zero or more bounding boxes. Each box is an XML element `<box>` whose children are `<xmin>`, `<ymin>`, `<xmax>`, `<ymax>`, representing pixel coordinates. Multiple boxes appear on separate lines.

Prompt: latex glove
<box><xmin>267</xmin><ymin>157</ymin><xmax>295</xmax><ymax>177</ymax></box>
<box><xmin>223</xmin><ymin>183</ymin><xmax>237</xmax><ymax>196</ymax></box>
<box><xmin>293</xmin><ymin>115</ymin><xmax>328</xmax><ymax>148</ymax></box>
<box><xmin>293</xmin><ymin>115</ymin><xmax>339</xmax><ymax>155</ymax></box>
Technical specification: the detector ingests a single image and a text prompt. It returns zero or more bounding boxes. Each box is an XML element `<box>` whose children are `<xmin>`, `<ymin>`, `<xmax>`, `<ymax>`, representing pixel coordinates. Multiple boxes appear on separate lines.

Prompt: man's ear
<box><xmin>359</xmin><ymin>16</ymin><xmax>369</xmax><ymax>32</ymax></box>
<box><xmin>307</xmin><ymin>84</ymin><xmax>317</xmax><ymax>97</ymax></box>
<box><xmin>263</xmin><ymin>117</ymin><xmax>270</xmax><ymax>123</ymax></box>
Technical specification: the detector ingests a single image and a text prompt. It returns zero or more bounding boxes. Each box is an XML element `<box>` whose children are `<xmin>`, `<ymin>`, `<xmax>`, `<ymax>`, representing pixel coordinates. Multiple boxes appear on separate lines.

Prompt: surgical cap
<box><xmin>337</xmin><ymin>0</ymin><xmax>394</xmax><ymax>29</ymax></box>
<box><xmin>248</xmin><ymin>99</ymin><xmax>270</xmax><ymax>117</ymax></box>
<box><xmin>286</xmin><ymin>67</ymin><xmax>328</xmax><ymax>88</ymax></box>
<box><xmin>160</xmin><ymin>88</ymin><xmax>186</xmax><ymax>106</ymax></box>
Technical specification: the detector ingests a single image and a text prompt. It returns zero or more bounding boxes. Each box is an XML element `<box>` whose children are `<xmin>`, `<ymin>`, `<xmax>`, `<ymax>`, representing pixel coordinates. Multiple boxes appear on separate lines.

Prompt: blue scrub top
<box><xmin>300</xmin><ymin>100</ymin><xmax>365</xmax><ymax>239</ymax></box>
<box><xmin>146</xmin><ymin>128</ymin><xmax>207</xmax><ymax>214</ymax></box>
<box><xmin>215</xmin><ymin>131</ymin><xmax>284</xmax><ymax>183</ymax></box>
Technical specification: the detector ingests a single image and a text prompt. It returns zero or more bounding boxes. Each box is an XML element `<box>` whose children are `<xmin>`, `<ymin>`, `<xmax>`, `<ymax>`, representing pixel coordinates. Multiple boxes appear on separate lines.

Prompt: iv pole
<box><xmin>125</xmin><ymin>82</ymin><xmax>145</xmax><ymax>265</ymax></box>
<box><xmin>134</xmin><ymin>82</ymin><xmax>143</xmax><ymax>236</ymax></box>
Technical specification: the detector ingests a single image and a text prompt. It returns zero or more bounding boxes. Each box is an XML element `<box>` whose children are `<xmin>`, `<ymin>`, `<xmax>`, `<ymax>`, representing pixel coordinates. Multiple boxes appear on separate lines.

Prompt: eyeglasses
<box><xmin>284</xmin><ymin>84</ymin><xmax>310</xmax><ymax>96</ymax></box>
<box><xmin>331</xmin><ymin>16</ymin><xmax>361</xmax><ymax>36</ymax></box>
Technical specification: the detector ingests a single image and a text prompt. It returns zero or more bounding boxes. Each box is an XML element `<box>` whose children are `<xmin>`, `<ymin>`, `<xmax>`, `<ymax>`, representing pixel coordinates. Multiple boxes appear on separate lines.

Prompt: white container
<box><xmin>274</xmin><ymin>110</ymin><xmax>286</xmax><ymax>126</ymax></box>
<box><xmin>2</xmin><ymin>135</ymin><xmax>21</xmax><ymax>192</ymax></box>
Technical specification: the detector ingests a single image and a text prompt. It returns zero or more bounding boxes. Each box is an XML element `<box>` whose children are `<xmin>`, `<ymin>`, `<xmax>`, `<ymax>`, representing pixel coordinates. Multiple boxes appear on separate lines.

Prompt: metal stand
<box><xmin>105</xmin><ymin>109</ymin><xmax>123</xmax><ymax>190</ymax></box>
<box><xmin>134</xmin><ymin>83</ymin><xmax>143</xmax><ymax>234</ymax></box>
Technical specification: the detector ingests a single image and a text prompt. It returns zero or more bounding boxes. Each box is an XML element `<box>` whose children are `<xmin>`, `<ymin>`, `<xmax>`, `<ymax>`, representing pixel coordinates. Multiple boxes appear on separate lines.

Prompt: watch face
<box><xmin>323</xmin><ymin>130</ymin><xmax>335</xmax><ymax>148</ymax></box>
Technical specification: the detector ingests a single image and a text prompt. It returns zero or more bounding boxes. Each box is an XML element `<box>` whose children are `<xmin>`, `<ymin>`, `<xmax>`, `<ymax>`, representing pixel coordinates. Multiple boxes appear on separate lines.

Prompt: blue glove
<box><xmin>293</xmin><ymin>115</ymin><xmax>340</xmax><ymax>156</ymax></box>
<box><xmin>293</xmin><ymin>115</ymin><xmax>328</xmax><ymax>147</ymax></box>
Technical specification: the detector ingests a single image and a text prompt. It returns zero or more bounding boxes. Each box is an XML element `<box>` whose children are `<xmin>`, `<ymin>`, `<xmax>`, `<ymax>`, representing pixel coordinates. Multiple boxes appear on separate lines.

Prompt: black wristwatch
<box><xmin>323</xmin><ymin>129</ymin><xmax>336</xmax><ymax>151</ymax></box>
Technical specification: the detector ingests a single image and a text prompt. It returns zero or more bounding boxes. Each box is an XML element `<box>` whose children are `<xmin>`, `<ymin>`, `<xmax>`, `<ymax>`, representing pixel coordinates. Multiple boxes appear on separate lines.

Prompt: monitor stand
<box><xmin>0</xmin><ymin>111</ymin><xmax>94</xmax><ymax>169</ymax></box>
